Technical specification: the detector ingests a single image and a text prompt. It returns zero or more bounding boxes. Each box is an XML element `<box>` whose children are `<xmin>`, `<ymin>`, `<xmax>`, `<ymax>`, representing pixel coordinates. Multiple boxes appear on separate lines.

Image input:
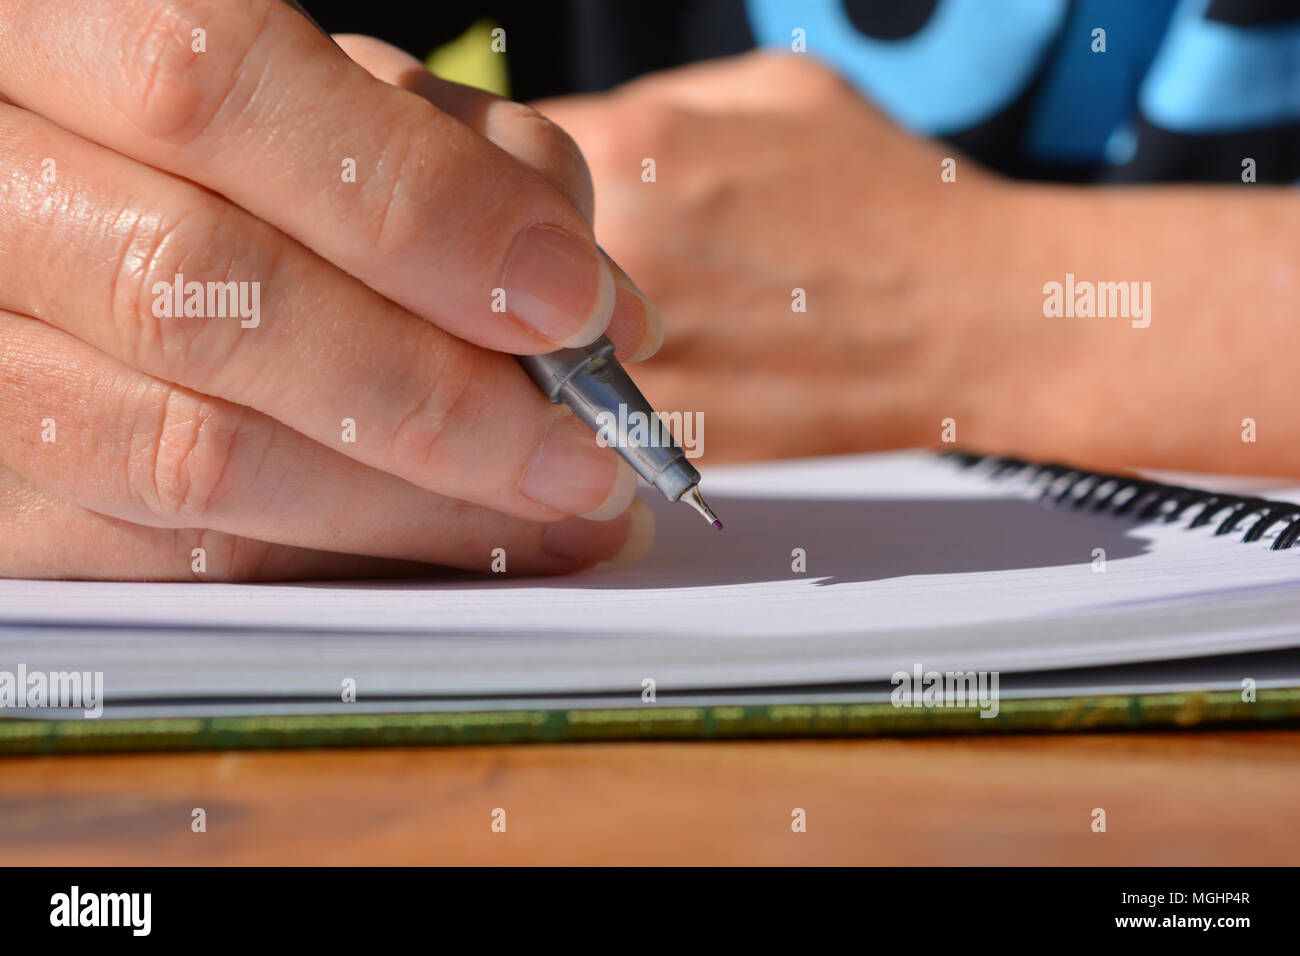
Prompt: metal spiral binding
<box><xmin>941</xmin><ymin>450</ymin><xmax>1300</xmax><ymax>551</ymax></box>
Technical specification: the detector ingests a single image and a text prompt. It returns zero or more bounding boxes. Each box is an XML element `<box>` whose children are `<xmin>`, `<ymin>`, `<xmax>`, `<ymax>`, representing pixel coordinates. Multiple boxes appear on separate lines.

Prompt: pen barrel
<box><xmin>516</xmin><ymin>338</ymin><xmax>701</xmax><ymax>502</ymax></box>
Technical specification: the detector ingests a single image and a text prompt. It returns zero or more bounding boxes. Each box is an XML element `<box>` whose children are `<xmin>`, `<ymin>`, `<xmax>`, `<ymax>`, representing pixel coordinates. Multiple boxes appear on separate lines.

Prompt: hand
<box><xmin>541</xmin><ymin>52</ymin><xmax>1300</xmax><ymax>478</ymax></box>
<box><xmin>536</xmin><ymin>52</ymin><xmax>1011</xmax><ymax>462</ymax></box>
<box><xmin>0</xmin><ymin>2</ymin><xmax>661</xmax><ymax>580</ymax></box>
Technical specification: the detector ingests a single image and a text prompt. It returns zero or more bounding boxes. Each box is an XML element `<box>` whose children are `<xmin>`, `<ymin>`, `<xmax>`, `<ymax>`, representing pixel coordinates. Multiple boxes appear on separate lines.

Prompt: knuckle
<box><xmin>359</xmin><ymin>105</ymin><xmax>449</xmax><ymax>255</ymax></box>
<box><xmin>358</xmin><ymin>98</ymin><xmax>597</xmax><ymax>255</ymax></box>
<box><xmin>385</xmin><ymin>339</ymin><xmax>482</xmax><ymax>475</ymax></box>
<box><xmin>595</xmin><ymin>102</ymin><xmax>682</xmax><ymax>172</ymax></box>
<box><xmin>501</xmin><ymin>101</ymin><xmax>589</xmax><ymax>168</ymax></box>
<box><xmin>761</xmin><ymin>50</ymin><xmax>853</xmax><ymax>99</ymax></box>
<box><xmin>508</xmin><ymin>104</ymin><xmax>595</xmax><ymax>212</ymax></box>
<box><xmin>110</xmin><ymin>201</ymin><xmax>255</xmax><ymax>382</ymax></box>
<box><xmin>130</xmin><ymin>386</ymin><xmax>258</xmax><ymax>522</ymax></box>
<box><xmin>572</xmin><ymin>116</ymin><xmax>623</xmax><ymax>173</ymax></box>
<box><xmin>493</xmin><ymin>99</ymin><xmax>554</xmax><ymax>135</ymax></box>
<box><xmin>802</xmin><ymin>63</ymin><xmax>854</xmax><ymax>100</ymax></box>
<box><xmin>112</xmin><ymin>0</ymin><xmax>267</xmax><ymax>143</ymax></box>
<box><xmin>639</xmin><ymin>102</ymin><xmax>685</xmax><ymax>153</ymax></box>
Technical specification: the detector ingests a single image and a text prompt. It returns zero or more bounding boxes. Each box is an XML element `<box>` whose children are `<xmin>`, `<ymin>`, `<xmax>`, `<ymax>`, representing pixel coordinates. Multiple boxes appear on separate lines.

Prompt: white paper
<box><xmin>3</xmin><ymin>451</ymin><xmax>1300</xmax><ymax>703</ymax></box>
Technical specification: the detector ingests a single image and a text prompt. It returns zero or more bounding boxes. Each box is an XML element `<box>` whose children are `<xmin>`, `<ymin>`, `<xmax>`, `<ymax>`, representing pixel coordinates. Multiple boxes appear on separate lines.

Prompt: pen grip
<box><xmin>516</xmin><ymin>341</ymin><xmax>701</xmax><ymax>502</ymax></box>
<box><xmin>515</xmin><ymin>337</ymin><xmax>617</xmax><ymax>402</ymax></box>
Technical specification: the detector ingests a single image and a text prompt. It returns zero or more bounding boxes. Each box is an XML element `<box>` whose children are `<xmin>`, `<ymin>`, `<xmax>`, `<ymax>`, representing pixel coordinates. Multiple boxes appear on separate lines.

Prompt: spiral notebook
<box><xmin>3</xmin><ymin>449</ymin><xmax>1300</xmax><ymax>750</ymax></box>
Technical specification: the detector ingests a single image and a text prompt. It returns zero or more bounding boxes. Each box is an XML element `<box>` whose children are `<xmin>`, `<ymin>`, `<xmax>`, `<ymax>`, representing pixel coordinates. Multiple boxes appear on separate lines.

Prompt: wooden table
<box><xmin>2</xmin><ymin>731</ymin><xmax>1298</xmax><ymax>865</ymax></box>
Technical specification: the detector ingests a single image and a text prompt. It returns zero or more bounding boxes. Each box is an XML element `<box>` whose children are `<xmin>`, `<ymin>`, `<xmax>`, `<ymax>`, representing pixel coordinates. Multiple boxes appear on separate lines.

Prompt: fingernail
<box><xmin>607</xmin><ymin>498</ymin><xmax>656</xmax><ymax>563</ymax></box>
<box><xmin>520</xmin><ymin>416</ymin><xmax>625</xmax><ymax>517</ymax></box>
<box><xmin>502</xmin><ymin>224</ymin><xmax>615</xmax><ymax>347</ymax></box>
<box><xmin>605</xmin><ymin>261</ymin><xmax>664</xmax><ymax>362</ymax></box>
<box><xmin>542</xmin><ymin>499</ymin><xmax>656</xmax><ymax>565</ymax></box>
<box><xmin>582</xmin><ymin>460</ymin><xmax>639</xmax><ymax>521</ymax></box>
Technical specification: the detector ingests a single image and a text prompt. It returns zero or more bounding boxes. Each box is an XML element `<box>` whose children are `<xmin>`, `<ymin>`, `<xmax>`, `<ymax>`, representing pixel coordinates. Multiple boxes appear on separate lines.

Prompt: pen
<box><xmin>517</xmin><ymin>339</ymin><xmax>722</xmax><ymax>529</ymax></box>
<box><xmin>283</xmin><ymin>0</ymin><xmax>722</xmax><ymax>530</ymax></box>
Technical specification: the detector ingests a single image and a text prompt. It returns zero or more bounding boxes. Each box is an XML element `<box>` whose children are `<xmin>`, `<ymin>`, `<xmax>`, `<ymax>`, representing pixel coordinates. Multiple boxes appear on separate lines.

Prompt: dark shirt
<box><xmin>304</xmin><ymin>0</ymin><xmax>1300</xmax><ymax>183</ymax></box>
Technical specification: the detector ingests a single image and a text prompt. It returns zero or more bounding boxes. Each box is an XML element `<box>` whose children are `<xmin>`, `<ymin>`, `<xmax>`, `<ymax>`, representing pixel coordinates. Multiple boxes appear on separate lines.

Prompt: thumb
<box><xmin>335</xmin><ymin>34</ymin><xmax>660</xmax><ymax>361</ymax></box>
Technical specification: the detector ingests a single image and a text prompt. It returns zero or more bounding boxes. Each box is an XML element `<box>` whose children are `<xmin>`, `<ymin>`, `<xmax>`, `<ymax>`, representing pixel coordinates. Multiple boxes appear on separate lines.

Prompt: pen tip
<box><xmin>682</xmin><ymin>485</ymin><xmax>723</xmax><ymax>530</ymax></box>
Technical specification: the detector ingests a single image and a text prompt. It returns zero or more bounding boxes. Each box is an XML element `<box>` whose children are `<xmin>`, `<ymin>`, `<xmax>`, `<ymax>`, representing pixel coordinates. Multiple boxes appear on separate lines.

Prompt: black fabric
<box><xmin>560</xmin><ymin>0</ymin><xmax>755</xmax><ymax>95</ymax></box>
<box><xmin>304</xmin><ymin>0</ymin><xmax>472</xmax><ymax>56</ymax></box>
<box><xmin>840</xmin><ymin>0</ymin><xmax>941</xmax><ymax>40</ymax></box>
<box><xmin>304</xmin><ymin>0</ymin><xmax>754</xmax><ymax>98</ymax></box>
<box><xmin>1206</xmin><ymin>0</ymin><xmax>1300</xmax><ymax>25</ymax></box>
<box><xmin>301</xmin><ymin>0</ymin><xmax>1300</xmax><ymax>185</ymax></box>
<box><xmin>1109</xmin><ymin>119</ymin><xmax>1300</xmax><ymax>183</ymax></box>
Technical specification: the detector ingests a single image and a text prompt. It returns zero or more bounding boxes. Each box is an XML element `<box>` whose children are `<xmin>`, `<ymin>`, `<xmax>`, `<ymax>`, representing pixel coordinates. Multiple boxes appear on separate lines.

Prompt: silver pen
<box><xmin>518</xmin><ymin>339</ymin><xmax>722</xmax><ymax>529</ymax></box>
<box><xmin>284</xmin><ymin>0</ymin><xmax>720</xmax><ymax>529</ymax></box>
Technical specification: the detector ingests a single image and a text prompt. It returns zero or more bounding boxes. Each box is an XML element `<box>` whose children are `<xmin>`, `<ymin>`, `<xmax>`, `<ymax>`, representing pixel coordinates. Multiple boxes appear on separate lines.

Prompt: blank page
<box><xmin>4</xmin><ymin>451</ymin><xmax>1300</xmax><ymax>698</ymax></box>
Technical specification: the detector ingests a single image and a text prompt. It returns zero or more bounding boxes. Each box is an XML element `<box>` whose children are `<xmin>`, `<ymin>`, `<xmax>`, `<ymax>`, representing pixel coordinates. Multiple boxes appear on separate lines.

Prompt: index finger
<box><xmin>0</xmin><ymin>0</ymin><xmax>616</xmax><ymax>353</ymax></box>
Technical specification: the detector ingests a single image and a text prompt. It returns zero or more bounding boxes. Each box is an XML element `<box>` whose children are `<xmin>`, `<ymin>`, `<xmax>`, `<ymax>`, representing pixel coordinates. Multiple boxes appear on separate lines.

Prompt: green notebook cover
<box><xmin>2</xmin><ymin>687</ymin><xmax>1297</xmax><ymax>755</ymax></box>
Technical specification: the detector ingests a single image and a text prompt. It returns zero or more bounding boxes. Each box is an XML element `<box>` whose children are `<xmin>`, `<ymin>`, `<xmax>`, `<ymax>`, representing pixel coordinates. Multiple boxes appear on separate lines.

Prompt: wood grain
<box><xmin>2</xmin><ymin>731</ymin><xmax>1298</xmax><ymax>865</ymax></box>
